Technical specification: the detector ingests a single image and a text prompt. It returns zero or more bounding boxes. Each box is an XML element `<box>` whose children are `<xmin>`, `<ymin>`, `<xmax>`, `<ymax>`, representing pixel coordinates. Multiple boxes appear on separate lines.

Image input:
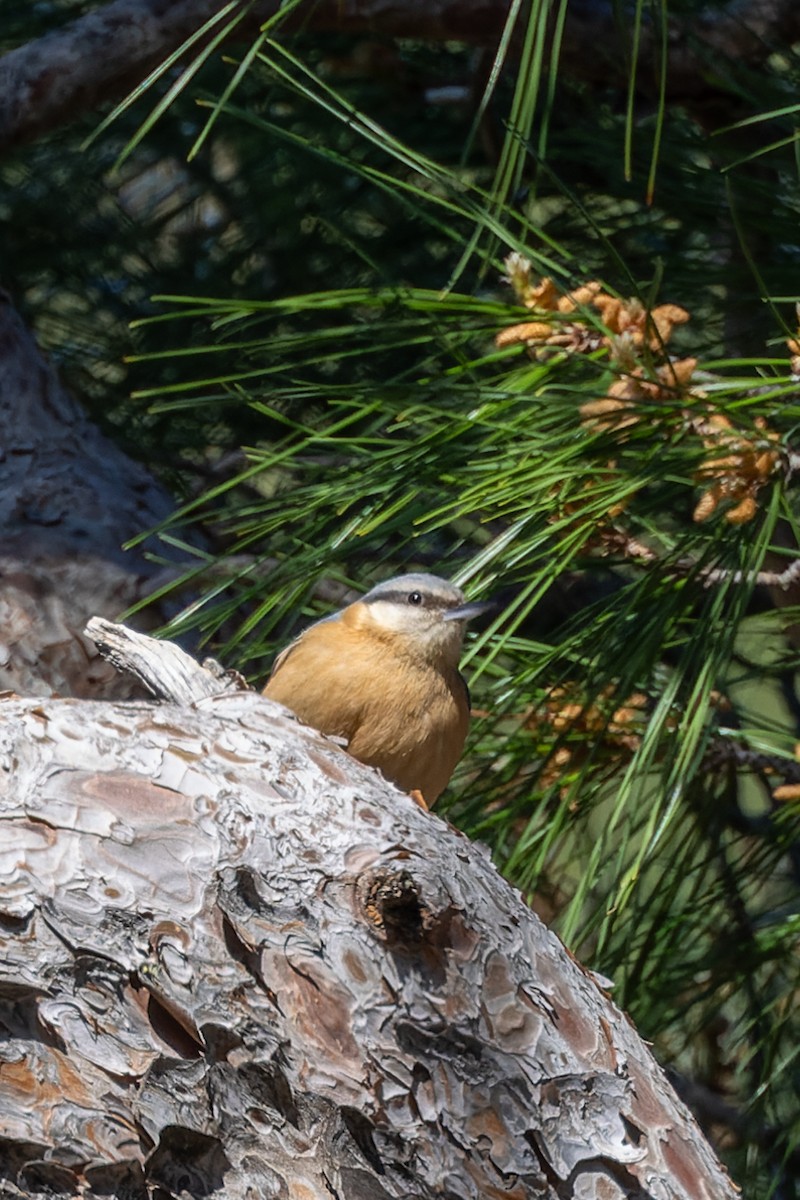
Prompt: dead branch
<box><xmin>0</xmin><ymin>0</ymin><xmax>513</xmax><ymax>153</ymax></box>
<box><xmin>84</xmin><ymin>616</ymin><xmax>243</xmax><ymax>703</ymax></box>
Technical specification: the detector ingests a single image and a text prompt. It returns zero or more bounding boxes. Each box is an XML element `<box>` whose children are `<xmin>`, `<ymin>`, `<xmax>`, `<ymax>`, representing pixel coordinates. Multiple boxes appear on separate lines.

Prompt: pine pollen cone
<box><xmin>579</xmin><ymin>359</ymin><xmax>698</xmax><ymax>433</ymax></box>
<box><xmin>692</xmin><ymin>415</ymin><xmax>780</xmax><ymax>525</ymax></box>
<box><xmin>499</xmin><ymin>257</ymin><xmax>690</xmax><ymax>358</ymax></box>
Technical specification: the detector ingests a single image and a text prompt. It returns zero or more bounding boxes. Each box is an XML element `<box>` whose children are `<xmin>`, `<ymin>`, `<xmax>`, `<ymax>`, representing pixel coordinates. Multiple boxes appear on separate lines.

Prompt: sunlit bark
<box><xmin>0</xmin><ymin>621</ymin><xmax>740</xmax><ymax>1199</ymax></box>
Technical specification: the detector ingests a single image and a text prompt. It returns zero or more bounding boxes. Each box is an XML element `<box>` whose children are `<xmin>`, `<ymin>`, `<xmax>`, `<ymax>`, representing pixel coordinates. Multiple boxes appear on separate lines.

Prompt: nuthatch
<box><xmin>263</xmin><ymin>573</ymin><xmax>491</xmax><ymax>807</ymax></box>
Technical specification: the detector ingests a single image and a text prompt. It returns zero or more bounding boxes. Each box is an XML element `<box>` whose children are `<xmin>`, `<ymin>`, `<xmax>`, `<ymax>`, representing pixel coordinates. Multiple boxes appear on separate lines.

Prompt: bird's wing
<box><xmin>458</xmin><ymin>671</ymin><xmax>471</xmax><ymax>713</ymax></box>
<box><xmin>267</xmin><ymin>614</ymin><xmax>338</xmax><ymax>681</ymax></box>
<box><xmin>268</xmin><ymin>636</ymin><xmax>300</xmax><ymax>680</ymax></box>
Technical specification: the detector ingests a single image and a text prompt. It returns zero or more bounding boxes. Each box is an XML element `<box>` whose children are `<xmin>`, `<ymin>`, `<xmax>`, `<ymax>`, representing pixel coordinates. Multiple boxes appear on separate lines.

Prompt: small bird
<box><xmin>263</xmin><ymin>573</ymin><xmax>491</xmax><ymax>807</ymax></box>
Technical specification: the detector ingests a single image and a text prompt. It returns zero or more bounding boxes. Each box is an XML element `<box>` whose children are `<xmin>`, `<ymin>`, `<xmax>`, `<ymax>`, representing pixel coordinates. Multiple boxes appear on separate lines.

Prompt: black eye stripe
<box><xmin>363</xmin><ymin>588</ymin><xmax>451</xmax><ymax>610</ymax></box>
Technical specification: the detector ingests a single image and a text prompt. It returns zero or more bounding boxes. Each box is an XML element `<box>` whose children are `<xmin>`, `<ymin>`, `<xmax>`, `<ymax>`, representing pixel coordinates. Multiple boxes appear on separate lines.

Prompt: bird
<box><xmin>263</xmin><ymin>573</ymin><xmax>491</xmax><ymax>807</ymax></box>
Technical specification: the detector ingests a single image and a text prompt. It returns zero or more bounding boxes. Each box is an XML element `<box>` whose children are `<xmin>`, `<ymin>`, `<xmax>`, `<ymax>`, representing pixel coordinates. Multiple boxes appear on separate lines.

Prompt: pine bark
<box><xmin>0</xmin><ymin>290</ymin><xmax>192</xmax><ymax>700</ymax></box>
<box><xmin>0</xmin><ymin>620</ymin><xmax>739</xmax><ymax>1200</ymax></box>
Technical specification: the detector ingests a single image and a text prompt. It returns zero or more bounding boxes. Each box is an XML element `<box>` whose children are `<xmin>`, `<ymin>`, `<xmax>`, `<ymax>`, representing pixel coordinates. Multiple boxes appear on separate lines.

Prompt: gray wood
<box><xmin>84</xmin><ymin>616</ymin><xmax>243</xmax><ymax>703</ymax></box>
<box><xmin>0</xmin><ymin>291</ymin><xmax>196</xmax><ymax>700</ymax></box>
<box><xmin>0</xmin><ymin>620</ymin><xmax>739</xmax><ymax>1199</ymax></box>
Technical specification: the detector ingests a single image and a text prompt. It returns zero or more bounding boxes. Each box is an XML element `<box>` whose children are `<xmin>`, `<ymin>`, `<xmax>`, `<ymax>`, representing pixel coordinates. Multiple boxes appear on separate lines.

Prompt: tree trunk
<box><xmin>0</xmin><ymin>290</ymin><xmax>195</xmax><ymax>699</ymax></box>
<box><xmin>0</xmin><ymin>620</ymin><xmax>738</xmax><ymax>1199</ymax></box>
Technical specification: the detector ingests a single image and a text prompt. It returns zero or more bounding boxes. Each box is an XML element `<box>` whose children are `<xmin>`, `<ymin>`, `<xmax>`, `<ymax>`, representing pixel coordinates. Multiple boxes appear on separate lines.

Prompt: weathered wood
<box><xmin>0</xmin><ymin>622</ymin><xmax>739</xmax><ymax>1198</ymax></box>
<box><xmin>84</xmin><ymin>616</ymin><xmax>242</xmax><ymax>703</ymax></box>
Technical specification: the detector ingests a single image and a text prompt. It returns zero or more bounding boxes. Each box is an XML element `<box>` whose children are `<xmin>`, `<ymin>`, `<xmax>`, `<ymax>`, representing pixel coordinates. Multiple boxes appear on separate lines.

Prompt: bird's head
<box><xmin>344</xmin><ymin>573</ymin><xmax>492</xmax><ymax>666</ymax></box>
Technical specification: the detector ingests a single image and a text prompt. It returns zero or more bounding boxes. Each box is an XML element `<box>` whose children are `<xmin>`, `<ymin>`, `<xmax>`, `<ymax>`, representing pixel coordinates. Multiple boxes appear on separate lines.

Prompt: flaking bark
<box><xmin>0</xmin><ymin>620</ymin><xmax>739</xmax><ymax>1199</ymax></box>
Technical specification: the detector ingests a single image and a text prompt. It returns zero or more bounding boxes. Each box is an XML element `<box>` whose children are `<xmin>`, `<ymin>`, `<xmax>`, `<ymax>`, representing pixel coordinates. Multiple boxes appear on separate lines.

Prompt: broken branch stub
<box><xmin>83</xmin><ymin>616</ymin><xmax>243</xmax><ymax>703</ymax></box>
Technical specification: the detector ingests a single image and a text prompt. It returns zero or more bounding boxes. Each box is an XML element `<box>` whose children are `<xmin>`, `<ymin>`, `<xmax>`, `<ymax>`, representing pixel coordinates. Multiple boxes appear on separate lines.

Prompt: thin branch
<box><xmin>606</xmin><ymin>530</ymin><xmax>800</xmax><ymax>591</ymax></box>
<box><xmin>704</xmin><ymin>735</ymin><xmax>800</xmax><ymax>784</ymax></box>
<box><xmin>698</xmin><ymin>557</ymin><xmax>800</xmax><ymax>591</ymax></box>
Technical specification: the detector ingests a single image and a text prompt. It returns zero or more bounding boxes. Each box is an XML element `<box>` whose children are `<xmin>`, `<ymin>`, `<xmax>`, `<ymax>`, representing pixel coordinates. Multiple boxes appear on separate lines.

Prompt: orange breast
<box><xmin>263</xmin><ymin>620</ymin><xmax>470</xmax><ymax>805</ymax></box>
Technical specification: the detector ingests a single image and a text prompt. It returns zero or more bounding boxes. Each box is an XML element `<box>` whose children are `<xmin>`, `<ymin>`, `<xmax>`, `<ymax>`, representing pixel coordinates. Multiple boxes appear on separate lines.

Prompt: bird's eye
<box><xmin>407</xmin><ymin>591</ymin><xmax>423</xmax><ymax>606</ymax></box>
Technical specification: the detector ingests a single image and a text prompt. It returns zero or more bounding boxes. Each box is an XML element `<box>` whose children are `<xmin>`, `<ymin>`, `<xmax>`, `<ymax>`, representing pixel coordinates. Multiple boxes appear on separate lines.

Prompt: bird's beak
<box><xmin>443</xmin><ymin>599</ymin><xmax>495</xmax><ymax>622</ymax></box>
